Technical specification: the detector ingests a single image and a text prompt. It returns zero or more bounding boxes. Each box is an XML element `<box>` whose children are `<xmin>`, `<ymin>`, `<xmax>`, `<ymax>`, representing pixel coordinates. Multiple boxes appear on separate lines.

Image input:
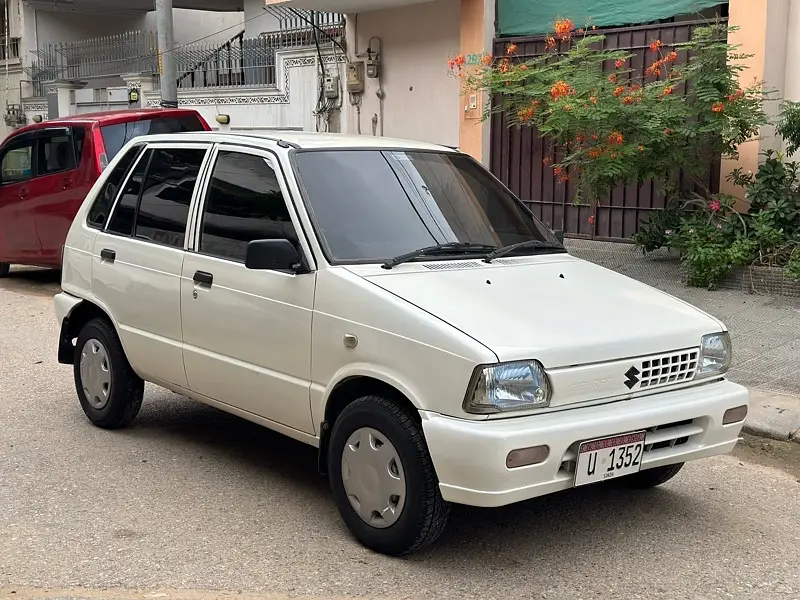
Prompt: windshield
<box><xmin>100</xmin><ymin>115</ymin><xmax>205</xmax><ymax>161</ymax></box>
<box><xmin>293</xmin><ymin>149</ymin><xmax>561</xmax><ymax>263</ymax></box>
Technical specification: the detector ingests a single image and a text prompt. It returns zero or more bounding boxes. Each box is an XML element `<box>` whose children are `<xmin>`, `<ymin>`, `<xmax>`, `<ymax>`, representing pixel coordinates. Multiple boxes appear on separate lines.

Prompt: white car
<box><xmin>54</xmin><ymin>131</ymin><xmax>749</xmax><ymax>555</ymax></box>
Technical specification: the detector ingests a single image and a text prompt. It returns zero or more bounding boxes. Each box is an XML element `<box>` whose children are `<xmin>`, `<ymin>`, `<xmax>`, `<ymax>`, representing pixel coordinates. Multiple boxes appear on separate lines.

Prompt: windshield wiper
<box><xmin>382</xmin><ymin>242</ymin><xmax>498</xmax><ymax>269</ymax></box>
<box><xmin>483</xmin><ymin>239</ymin><xmax>566</xmax><ymax>263</ymax></box>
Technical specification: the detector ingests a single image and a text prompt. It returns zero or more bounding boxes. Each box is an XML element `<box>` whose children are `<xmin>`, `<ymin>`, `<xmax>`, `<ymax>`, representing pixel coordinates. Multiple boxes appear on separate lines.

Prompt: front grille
<box><xmin>638</xmin><ymin>349</ymin><xmax>698</xmax><ymax>390</ymax></box>
<box><xmin>558</xmin><ymin>418</ymin><xmax>704</xmax><ymax>475</ymax></box>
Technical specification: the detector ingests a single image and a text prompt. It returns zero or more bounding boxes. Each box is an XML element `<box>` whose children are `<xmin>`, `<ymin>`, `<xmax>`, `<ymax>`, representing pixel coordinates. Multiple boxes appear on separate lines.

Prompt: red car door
<box><xmin>30</xmin><ymin>127</ymin><xmax>86</xmax><ymax>265</ymax></box>
<box><xmin>0</xmin><ymin>134</ymin><xmax>42</xmax><ymax>264</ymax></box>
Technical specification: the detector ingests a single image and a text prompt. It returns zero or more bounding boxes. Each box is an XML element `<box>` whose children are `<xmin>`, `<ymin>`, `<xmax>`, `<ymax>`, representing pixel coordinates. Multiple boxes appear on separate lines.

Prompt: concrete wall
<box><xmin>243</xmin><ymin>0</ymin><xmax>281</xmax><ymax>38</ymax></box>
<box><xmin>143</xmin><ymin>8</ymin><xmax>244</xmax><ymax>45</ymax></box>
<box><xmin>345</xmin><ymin>0</ymin><xmax>461</xmax><ymax>146</ymax></box>
<box><xmin>143</xmin><ymin>48</ymin><xmax>348</xmax><ymax>134</ymax></box>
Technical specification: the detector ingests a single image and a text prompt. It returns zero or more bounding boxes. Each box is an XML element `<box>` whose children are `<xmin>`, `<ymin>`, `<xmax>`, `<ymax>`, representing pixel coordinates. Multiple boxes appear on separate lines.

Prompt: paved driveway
<box><xmin>1</xmin><ymin>270</ymin><xmax>799</xmax><ymax>600</ymax></box>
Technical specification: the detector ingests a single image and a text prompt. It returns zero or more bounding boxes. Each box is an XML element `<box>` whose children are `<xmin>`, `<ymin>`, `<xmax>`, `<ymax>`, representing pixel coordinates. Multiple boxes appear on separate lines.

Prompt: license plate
<box><xmin>574</xmin><ymin>431</ymin><xmax>646</xmax><ymax>487</ymax></box>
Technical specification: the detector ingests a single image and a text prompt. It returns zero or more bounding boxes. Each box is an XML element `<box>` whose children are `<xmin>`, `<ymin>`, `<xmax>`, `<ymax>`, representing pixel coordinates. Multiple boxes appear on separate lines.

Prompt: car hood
<box><xmin>348</xmin><ymin>255</ymin><xmax>723</xmax><ymax>367</ymax></box>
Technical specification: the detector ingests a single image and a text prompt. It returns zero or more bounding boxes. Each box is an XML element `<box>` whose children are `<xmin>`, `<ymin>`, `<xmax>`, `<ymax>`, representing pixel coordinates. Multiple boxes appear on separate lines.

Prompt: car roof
<box><xmin>135</xmin><ymin>130</ymin><xmax>457</xmax><ymax>152</ymax></box>
<box><xmin>8</xmin><ymin>108</ymin><xmax>201</xmax><ymax>137</ymax></box>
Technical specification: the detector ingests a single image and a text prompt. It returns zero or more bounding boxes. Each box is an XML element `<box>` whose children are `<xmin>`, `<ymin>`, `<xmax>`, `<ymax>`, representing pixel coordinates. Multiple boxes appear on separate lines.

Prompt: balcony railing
<box><xmin>0</xmin><ymin>36</ymin><xmax>20</xmax><ymax>61</ymax></box>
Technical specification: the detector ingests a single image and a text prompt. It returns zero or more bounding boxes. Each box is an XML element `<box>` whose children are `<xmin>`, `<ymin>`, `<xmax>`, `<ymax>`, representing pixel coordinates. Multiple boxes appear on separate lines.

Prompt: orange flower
<box><xmin>499</xmin><ymin>59</ymin><xmax>510</xmax><ymax>73</ymax></box>
<box><xmin>591</xmin><ymin>133</ymin><xmax>599</xmax><ymax>141</ymax></box>
<box><xmin>664</xmin><ymin>128</ymin><xmax>672</xmax><ymax>135</ymax></box>
<box><xmin>588</xmin><ymin>215</ymin><xmax>596</xmax><ymax>225</ymax></box>
<box><xmin>545</xmin><ymin>36</ymin><xmax>557</xmax><ymax>49</ymax></box>
<box><xmin>520</xmin><ymin>64</ymin><xmax>529</xmax><ymax>70</ymax></box>
<box><xmin>543</xmin><ymin>156</ymin><xmax>552</xmax><ymax>166</ymax></box>
<box><xmin>577</xmin><ymin>28</ymin><xmax>584</xmax><ymax>34</ymax></box>
<box><xmin>712</xmin><ymin>101</ymin><xmax>725</xmax><ymax>113</ymax></box>
<box><xmin>665</xmin><ymin>51</ymin><xmax>678</xmax><ymax>63</ymax></box>
<box><xmin>728</xmin><ymin>88</ymin><xmax>744</xmax><ymax>102</ymax></box>
<box><xmin>588</xmin><ymin>148</ymin><xmax>602</xmax><ymax>159</ymax></box>
<box><xmin>506</xmin><ymin>43</ymin><xmax>517</xmax><ymax>55</ymax></box>
<box><xmin>608</xmin><ymin>74</ymin><xmax>618</xmax><ymax>83</ymax></box>
<box><xmin>554</xmin><ymin>18</ymin><xmax>575</xmax><ymax>41</ymax></box>
<box><xmin>638</xmin><ymin>145</ymin><xmax>645</xmax><ymax>152</ymax></box>
<box><xmin>613</xmin><ymin>86</ymin><xmax>625</xmax><ymax>97</ymax></box>
<box><xmin>607</xmin><ymin>131</ymin><xmax>624</xmax><ymax>145</ymax></box>
<box><xmin>649</xmin><ymin>40</ymin><xmax>662</xmax><ymax>52</ymax></box>
<box><xmin>550</xmin><ymin>80</ymin><xmax>572</xmax><ymax>101</ymax></box>
<box><xmin>646</xmin><ymin>60</ymin><xmax>664</xmax><ymax>77</ymax></box>
<box><xmin>553</xmin><ymin>166</ymin><xmax>564</xmax><ymax>177</ymax></box>
<box><xmin>480</xmin><ymin>54</ymin><xmax>493</xmax><ymax>66</ymax></box>
<box><xmin>662</xmin><ymin>86</ymin><xmax>674</xmax><ymax>96</ymax></box>
<box><xmin>576</xmin><ymin>134</ymin><xmax>585</xmax><ymax>144</ymax></box>
<box><xmin>630</xmin><ymin>83</ymin><xmax>641</xmax><ymax>91</ymax></box>
<box><xmin>563</xmin><ymin>104</ymin><xmax>571</xmax><ymax>111</ymax></box>
<box><xmin>622</xmin><ymin>96</ymin><xmax>635</xmax><ymax>105</ymax></box>
<box><xmin>610</xmin><ymin>152</ymin><xmax>618</xmax><ymax>159</ymax></box>
<box><xmin>615</xmin><ymin>59</ymin><xmax>626</xmax><ymax>68</ymax></box>
<box><xmin>589</xmin><ymin>96</ymin><xmax>597</xmax><ymax>104</ymax></box>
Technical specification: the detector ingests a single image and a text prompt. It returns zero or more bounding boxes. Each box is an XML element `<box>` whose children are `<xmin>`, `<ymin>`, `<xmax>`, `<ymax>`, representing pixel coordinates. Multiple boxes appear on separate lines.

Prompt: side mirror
<box><xmin>553</xmin><ymin>229</ymin><xmax>565</xmax><ymax>244</ymax></box>
<box><xmin>245</xmin><ymin>239</ymin><xmax>303</xmax><ymax>272</ymax></box>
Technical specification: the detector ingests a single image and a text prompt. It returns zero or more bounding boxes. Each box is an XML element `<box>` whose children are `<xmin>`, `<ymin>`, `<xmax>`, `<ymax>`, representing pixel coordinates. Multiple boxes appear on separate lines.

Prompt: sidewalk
<box><xmin>566</xmin><ymin>238</ymin><xmax>800</xmax><ymax>443</ymax></box>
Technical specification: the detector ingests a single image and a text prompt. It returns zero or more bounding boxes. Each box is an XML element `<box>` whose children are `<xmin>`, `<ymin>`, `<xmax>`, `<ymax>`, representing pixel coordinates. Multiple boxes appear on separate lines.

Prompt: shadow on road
<box><xmin>104</xmin><ymin>393</ymin><xmax>717</xmax><ymax>571</ymax></box>
<box><xmin>0</xmin><ymin>267</ymin><xmax>61</xmax><ymax>297</ymax></box>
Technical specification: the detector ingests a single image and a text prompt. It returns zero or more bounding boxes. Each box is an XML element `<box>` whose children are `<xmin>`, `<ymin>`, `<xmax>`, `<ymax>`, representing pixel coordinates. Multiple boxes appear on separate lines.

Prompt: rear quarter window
<box><xmin>87</xmin><ymin>144</ymin><xmax>144</xmax><ymax>229</ymax></box>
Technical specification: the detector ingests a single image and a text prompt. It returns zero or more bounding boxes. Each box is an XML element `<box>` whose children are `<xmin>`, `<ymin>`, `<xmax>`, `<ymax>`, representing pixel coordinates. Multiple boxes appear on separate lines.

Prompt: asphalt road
<box><xmin>1</xmin><ymin>269</ymin><xmax>799</xmax><ymax>600</ymax></box>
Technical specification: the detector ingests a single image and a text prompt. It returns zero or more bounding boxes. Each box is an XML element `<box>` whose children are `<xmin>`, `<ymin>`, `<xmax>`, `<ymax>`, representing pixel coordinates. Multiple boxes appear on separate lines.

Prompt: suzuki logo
<box><xmin>624</xmin><ymin>366</ymin><xmax>640</xmax><ymax>390</ymax></box>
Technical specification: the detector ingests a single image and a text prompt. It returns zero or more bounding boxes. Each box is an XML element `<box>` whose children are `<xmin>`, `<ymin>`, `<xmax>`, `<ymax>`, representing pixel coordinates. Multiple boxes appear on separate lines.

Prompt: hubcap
<box><xmin>79</xmin><ymin>338</ymin><xmax>112</xmax><ymax>410</ymax></box>
<box><xmin>341</xmin><ymin>427</ymin><xmax>406</xmax><ymax>528</ymax></box>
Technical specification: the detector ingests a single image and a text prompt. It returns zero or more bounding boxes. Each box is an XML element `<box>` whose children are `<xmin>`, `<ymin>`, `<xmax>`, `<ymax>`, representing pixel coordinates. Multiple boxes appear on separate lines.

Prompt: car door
<box><xmin>30</xmin><ymin>128</ymin><xmax>86</xmax><ymax>264</ymax></box>
<box><xmin>180</xmin><ymin>145</ymin><xmax>316</xmax><ymax>434</ymax></box>
<box><xmin>92</xmin><ymin>142</ymin><xmax>211</xmax><ymax>388</ymax></box>
<box><xmin>0</xmin><ymin>135</ymin><xmax>42</xmax><ymax>263</ymax></box>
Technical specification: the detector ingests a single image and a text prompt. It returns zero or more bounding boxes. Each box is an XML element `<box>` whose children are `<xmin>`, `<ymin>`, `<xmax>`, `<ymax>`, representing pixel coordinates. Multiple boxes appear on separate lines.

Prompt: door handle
<box><xmin>18</xmin><ymin>189</ymin><xmax>29</xmax><ymax>198</ymax></box>
<box><xmin>62</xmin><ymin>179</ymin><xmax>73</xmax><ymax>190</ymax></box>
<box><xmin>100</xmin><ymin>248</ymin><xmax>116</xmax><ymax>262</ymax></box>
<box><xmin>193</xmin><ymin>270</ymin><xmax>213</xmax><ymax>286</ymax></box>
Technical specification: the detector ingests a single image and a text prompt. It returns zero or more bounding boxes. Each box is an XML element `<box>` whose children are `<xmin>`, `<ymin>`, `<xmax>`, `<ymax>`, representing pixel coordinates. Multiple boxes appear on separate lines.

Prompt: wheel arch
<box><xmin>317</xmin><ymin>374</ymin><xmax>422</xmax><ymax>475</ymax></box>
<box><xmin>57</xmin><ymin>297</ymin><xmax>123</xmax><ymax>365</ymax></box>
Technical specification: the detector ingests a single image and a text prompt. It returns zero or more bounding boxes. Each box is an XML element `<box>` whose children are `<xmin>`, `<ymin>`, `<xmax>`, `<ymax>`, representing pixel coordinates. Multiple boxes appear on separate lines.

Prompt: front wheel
<box><xmin>619</xmin><ymin>463</ymin><xmax>684</xmax><ymax>489</ymax></box>
<box><xmin>0</xmin><ymin>262</ymin><xmax>9</xmax><ymax>278</ymax></box>
<box><xmin>328</xmin><ymin>395</ymin><xmax>450</xmax><ymax>556</ymax></box>
<box><xmin>74</xmin><ymin>318</ymin><xmax>144</xmax><ymax>429</ymax></box>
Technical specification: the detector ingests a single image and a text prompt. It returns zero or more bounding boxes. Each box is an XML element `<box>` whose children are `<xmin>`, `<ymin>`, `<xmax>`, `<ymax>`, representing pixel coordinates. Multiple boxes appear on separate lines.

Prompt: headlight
<box><xmin>464</xmin><ymin>360</ymin><xmax>551</xmax><ymax>414</ymax></box>
<box><xmin>696</xmin><ymin>332</ymin><xmax>732</xmax><ymax>379</ymax></box>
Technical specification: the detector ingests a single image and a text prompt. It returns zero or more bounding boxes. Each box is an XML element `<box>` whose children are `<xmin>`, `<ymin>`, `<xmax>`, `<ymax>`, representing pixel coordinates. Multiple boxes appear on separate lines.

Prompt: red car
<box><xmin>0</xmin><ymin>108</ymin><xmax>211</xmax><ymax>276</ymax></box>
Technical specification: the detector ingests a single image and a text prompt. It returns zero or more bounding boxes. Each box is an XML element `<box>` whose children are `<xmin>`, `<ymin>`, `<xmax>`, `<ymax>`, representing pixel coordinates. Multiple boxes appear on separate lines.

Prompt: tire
<box><xmin>0</xmin><ymin>262</ymin><xmax>9</xmax><ymax>278</ymax></box>
<box><xmin>619</xmin><ymin>463</ymin><xmax>684</xmax><ymax>489</ymax></box>
<box><xmin>74</xmin><ymin>317</ymin><xmax>144</xmax><ymax>429</ymax></box>
<box><xmin>328</xmin><ymin>395</ymin><xmax>450</xmax><ymax>556</ymax></box>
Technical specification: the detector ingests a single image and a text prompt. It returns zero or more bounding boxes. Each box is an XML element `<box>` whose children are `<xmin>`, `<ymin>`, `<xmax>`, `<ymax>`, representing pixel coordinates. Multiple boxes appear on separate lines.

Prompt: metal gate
<box><xmin>490</xmin><ymin>20</ymin><xmax>722</xmax><ymax>241</ymax></box>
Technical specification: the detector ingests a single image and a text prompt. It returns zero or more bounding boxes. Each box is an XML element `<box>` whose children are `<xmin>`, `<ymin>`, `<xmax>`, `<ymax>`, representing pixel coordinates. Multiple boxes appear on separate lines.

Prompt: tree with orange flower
<box><xmin>450</xmin><ymin>19</ymin><xmax>769</xmax><ymax>204</ymax></box>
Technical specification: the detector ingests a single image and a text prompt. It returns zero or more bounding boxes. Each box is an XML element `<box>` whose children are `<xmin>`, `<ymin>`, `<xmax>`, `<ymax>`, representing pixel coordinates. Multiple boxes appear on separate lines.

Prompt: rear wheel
<box><xmin>74</xmin><ymin>318</ymin><xmax>144</xmax><ymax>429</ymax></box>
<box><xmin>328</xmin><ymin>395</ymin><xmax>450</xmax><ymax>556</ymax></box>
<box><xmin>619</xmin><ymin>463</ymin><xmax>684</xmax><ymax>489</ymax></box>
<box><xmin>0</xmin><ymin>262</ymin><xmax>9</xmax><ymax>278</ymax></box>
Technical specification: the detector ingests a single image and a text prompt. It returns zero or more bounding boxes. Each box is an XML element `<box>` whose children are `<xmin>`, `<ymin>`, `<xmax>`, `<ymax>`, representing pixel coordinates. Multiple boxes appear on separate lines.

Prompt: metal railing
<box><xmin>32</xmin><ymin>31</ymin><xmax>158</xmax><ymax>81</ymax></box>
<box><xmin>0</xmin><ymin>36</ymin><xmax>20</xmax><ymax>61</ymax></box>
<box><xmin>28</xmin><ymin>11</ymin><xmax>344</xmax><ymax>90</ymax></box>
<box><xmin>174</xmin><ymin>19</ymin><xmax>345</xmax><ymax>90</ymax></box>
<box><xmin>264</xmin><ymin>7</ymin><xmax>343</xmax><ymax>31</ymax></box>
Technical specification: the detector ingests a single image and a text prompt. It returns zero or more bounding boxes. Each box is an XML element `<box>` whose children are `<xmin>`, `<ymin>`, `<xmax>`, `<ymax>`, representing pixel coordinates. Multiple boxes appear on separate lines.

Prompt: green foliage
<box><xmin>776</xmin><ymin>101</ymin><xmax>800</xmax><ymax>156</ymax></box>
<box><xmin>455</xmin><ymin>19</ymin><xmax>769</xmax><ymax>204</ymax></box>
<box><xmin>633</xmin><ymin>152</ymin><xmax>800</xmax><ymax>289</ymax></box>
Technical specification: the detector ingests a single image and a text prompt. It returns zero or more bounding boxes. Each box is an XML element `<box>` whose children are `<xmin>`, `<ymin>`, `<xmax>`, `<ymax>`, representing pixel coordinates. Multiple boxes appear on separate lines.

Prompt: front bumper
<box><xmin>420</xmin><ymin>379</ymin><xmax>748</xmax><ymax>507</ymax></box>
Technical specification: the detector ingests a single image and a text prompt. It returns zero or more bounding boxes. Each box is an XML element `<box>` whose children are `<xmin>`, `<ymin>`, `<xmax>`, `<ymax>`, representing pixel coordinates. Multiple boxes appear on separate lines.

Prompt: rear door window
<box><xmin>134</xmin><ymin>148</ymin><xmax>207</xmax><ymax>248</ymax></box>
<box><xmin>100</xmin><ymin>115</ymin><xmax>205</xmax><ymax>161</ymax></box>
<box><xmin>36</xmin><ymin>133</ymin><xmax>77</xmax><ymax>176</ymax></box>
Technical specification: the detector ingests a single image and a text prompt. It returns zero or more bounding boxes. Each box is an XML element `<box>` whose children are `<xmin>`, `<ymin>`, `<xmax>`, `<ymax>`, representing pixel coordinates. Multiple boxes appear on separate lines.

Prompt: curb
<box><xmin>742</xmin><ymin>422</ymin><xmax>799</xmax><ymax>444</ymax></box>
